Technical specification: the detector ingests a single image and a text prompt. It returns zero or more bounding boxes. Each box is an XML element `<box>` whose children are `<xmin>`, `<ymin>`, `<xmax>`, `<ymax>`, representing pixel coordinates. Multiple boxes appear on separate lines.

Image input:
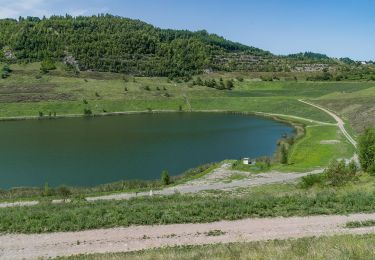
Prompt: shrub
<box><xmin>280</xmin><ymin>144</ymin><xmax>288</xmax><ymax>164</ymax></box>
<box><xmin>195</xmin><ymin>77</ymin><xmax>203</xmax><ymax>85</ymax></box>
<box><xmin>161</xmin><ymin>170</ymin><xmax>170</xmax><ymax>185</ymax></box>
<box><xmin>236</xmin><ymin>76</ymin><xmax>244</xmax><ymax>82</ymax></box>
<box><xmin>226</xmin><ymin>79</ymin><xmax>234</xmax><ymax>90</ymax></box>
<box><xmin>43</xmin><ymin>182</ymin><xmax>50</xmax><ymax>197</ymax></box>
<box><xmin>1</xmin><ymin>64</ymin><xmax>11</xmax><ymax>78</ymax></box>
<box><xmin>83</xmin><ymin>108</ymin><xmax>92</xmax><ymax>116</ymax></box>
<box><xmin>359</xmin><ymin>128</ymin><xmax>375</xmax><ymax>174</ymax></box>
<box><xmin>300</xmin><ymin>174</ymin><xmax>325</xmax><ymax>189</ymax></box>
<box><xmin>40</xmin><ymin>59</ymin><xmax>56</xmax><ymax>73</ymax></box>
<box><xmin>325</xmin><ymin>160</ymin><xmax>358</xmax><ymax>186</ymax></box>
<box><xmin>57</xmin><ymin>186</ymin><xmax>71</xmax><ymax>198</ymax></box>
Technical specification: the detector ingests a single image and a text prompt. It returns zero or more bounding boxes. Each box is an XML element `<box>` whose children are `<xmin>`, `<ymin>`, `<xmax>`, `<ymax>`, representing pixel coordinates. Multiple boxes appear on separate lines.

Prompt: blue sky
<box><xmin>0</xmin><ymin>0</ymin><xmax>374</xmax><ymax>60</ymax></box>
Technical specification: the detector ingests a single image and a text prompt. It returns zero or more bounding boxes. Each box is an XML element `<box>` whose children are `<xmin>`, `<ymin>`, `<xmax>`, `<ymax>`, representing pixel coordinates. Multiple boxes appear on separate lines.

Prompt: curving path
<box><xmin>1</xmin><ymin>213</ymin><xmax>375</xmax><ymax>259</ymax></box>
<box><xmin>299</xmin><ymin>100</ymin><xmax>357</xmax><ymax>147</ymax></box>
<box><xmin>0</xmin><ymin>164</ymin><xmax>323</xmax><ymax>207</ymax></box>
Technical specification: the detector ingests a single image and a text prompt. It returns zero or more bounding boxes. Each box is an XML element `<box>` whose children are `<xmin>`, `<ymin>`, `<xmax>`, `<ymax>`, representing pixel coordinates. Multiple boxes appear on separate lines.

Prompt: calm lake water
<box><xmin>0</xmin><ymin>113</ymin><xmax>293</xmax><ymax>189</ymax></box>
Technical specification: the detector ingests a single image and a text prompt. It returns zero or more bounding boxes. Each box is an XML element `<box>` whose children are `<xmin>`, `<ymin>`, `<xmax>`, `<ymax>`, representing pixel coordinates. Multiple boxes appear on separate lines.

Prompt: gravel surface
<box><xmin>2</xmin><ymin>213</ymin><xmax>375</xmax><ymax>259</ymax></box>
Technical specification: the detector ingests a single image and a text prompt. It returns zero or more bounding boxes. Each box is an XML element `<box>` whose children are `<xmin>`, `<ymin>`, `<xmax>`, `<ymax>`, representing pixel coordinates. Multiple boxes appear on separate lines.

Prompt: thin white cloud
<box><xmin>0</xmin><ymin>0</ymin><xmax>111</xmax><ymax>19</ymax></box>
<box><xmin>0</xmin><ymin>0</ymin><xmax>50</xmax><ymax>18</ymax></box>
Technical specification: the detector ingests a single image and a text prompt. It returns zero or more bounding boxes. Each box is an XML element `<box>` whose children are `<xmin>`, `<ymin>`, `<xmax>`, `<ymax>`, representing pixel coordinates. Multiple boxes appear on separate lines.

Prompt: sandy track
<box><xmin>0</xmin><ymin>165</ymin><xmax>322</xmax><ymax>207</ymax></box>
<box><xmin>1</xmin><ymin>213</ymin><xmax>375</xmax><ymax>259</ymax></box>
<box><xmin>299</xmin><ymin>100</ymin><xmax>357</xmax><ymax>147</ymax></box>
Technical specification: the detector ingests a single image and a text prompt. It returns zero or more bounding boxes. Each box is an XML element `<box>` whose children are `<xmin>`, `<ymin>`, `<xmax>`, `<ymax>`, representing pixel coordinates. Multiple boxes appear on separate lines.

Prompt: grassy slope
<box><xmin>282</xmin><ymin>125</ymin><xmax>354</xmax><ymax>171</ymax></box>
<box><xmin>63</xmin><ymin>234</ymin><xmax>375</xmax><ymax>260</ymax></box>
<box><xmin>314</xmin><ymin>85</ymin><xmax>375</xmax><ymax>134</ymax></box>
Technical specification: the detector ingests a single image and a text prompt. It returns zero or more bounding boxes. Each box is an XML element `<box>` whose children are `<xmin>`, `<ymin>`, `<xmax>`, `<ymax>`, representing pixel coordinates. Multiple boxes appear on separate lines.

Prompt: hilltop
<box><xmin>1</xmin><ymin>14</ymin><xmax>373</xmax><ymax>78</ymax></box>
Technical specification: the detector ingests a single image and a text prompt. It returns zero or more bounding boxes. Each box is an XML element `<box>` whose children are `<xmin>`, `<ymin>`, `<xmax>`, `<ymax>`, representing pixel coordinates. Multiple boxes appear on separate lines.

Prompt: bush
<box><xmin>236</xmin><ymin>76</ymin><xmax>244</xmax><ymax>82</ymax></box>
<box><xmin>1</xmin><ymin>64</ymin><xmax>11</xmax><ymax>78</ymax></box>
<box><xmin>161</xmin><ymin>170</ymin><xmax>170</xmax><ymax>185</ymax></box>
<box><xmin>43</xmin><ymin>182</ymin><xmax>50</xmax><ymax>197</ymax></box>
<box><xmin>359</xmin><ymin>128</ymin><xmax>375</xmax><ymax>174</ymax></box>
<box><xmin>300</xmin><ymin>174</ymin><xmax>325</xmax><ymax>189</ymax></box>
<box><xmin>325</xmin><ymin>160</ymin><xmax>358</xmax><ymax>186</ymax></box>
<box><xmin>57</xmin><ymin>186</ymin><xmax>71</xmax><ymax>198</ymax></box>
<box><xmin>83</xmin><ymin>108</ymin><xmax>92</xmax><ymax>116</ymax></box>
<box><xmin>280</xmin><ymin>144</ymin><xmax>288</xmax><ymax>164</ymax></box>
<box><xmin>40</xmin><ymin>59</ymin><xmax>56</xmax><ymax>73</ymax></box>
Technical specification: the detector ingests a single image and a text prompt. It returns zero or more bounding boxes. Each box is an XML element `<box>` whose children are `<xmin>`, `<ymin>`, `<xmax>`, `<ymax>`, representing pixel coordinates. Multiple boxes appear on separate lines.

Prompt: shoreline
<box><xmin>0</xmin><ymin>108</ymin><xmax>328</xmax><ymax>124</ymax></box>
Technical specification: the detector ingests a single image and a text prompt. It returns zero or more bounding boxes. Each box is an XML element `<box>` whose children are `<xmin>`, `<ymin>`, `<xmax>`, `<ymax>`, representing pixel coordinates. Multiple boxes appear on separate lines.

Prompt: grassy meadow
<box><xmin>1</xmin><ymin>63</ymin><xmax>373</xmax><ymax>124</ymax></box>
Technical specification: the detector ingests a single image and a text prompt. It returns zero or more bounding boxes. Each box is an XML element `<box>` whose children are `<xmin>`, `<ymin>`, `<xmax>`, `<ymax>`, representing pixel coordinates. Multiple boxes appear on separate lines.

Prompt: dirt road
<box><xmin>299</xmin><ymin>100</ymin><xmax>357</xmax><ymax>147</ymax></box>
<box><xmin>0</xmin><ymin>164</ymin><xmax>322</xmax><ymax>207</ymax></box>
<box><xmin>1</xmin><ymin>213</ymin><xmax>375</xmax><ymax>259</ymax></box>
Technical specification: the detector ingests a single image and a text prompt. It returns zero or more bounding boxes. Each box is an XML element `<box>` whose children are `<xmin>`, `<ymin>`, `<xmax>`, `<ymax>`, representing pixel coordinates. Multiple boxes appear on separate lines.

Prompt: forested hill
<box><xmin>0</xmin><ymin>14</ymin><xmax>361</xmax><ymax>77</ymax></box>
<box><xmin>0</xmin><ymin>14</ymin><xmax>273</xmax><ymax>76</ymax></box>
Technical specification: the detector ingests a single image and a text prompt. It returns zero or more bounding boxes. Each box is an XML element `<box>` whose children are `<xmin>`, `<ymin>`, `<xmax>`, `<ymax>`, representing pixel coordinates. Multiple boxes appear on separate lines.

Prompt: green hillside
<box><xmin>0</xmin><ymin>14</ymin><xmax>374</xmax><ymax>79</ymax></box>
<box><xmin>0</xmin><ymin>14</ymin><xmax>270</xmax><ymax>77</ymax></box>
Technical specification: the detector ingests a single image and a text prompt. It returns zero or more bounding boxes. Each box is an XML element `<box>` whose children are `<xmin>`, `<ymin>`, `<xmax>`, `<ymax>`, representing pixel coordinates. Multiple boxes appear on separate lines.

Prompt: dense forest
<box><xmin>0</xmin><ymin>14</ymin><xmax>373</xmax><ymax>77</ymax></box>
<box><xmin>0</xmin><ymin>14</ymin><xmax>270</xmax><ymax>76</ymax></box>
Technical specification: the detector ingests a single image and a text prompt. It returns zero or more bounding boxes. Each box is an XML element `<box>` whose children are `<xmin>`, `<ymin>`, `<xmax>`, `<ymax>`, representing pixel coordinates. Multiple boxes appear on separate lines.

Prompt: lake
<box><xmin>0</xmin><ymin>113</ymin><xmax>294</xmax><ymax>189</ymax></box>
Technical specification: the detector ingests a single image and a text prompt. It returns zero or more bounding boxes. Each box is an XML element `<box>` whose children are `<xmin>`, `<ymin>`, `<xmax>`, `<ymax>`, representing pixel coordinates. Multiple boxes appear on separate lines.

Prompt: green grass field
<box><xmin>282</xmin><ymin>125</ymin><xmax>355</xmax><ymax>171</ymax></box>
<box><xmin>62</xmin><ymin>234</ymin><xmax>375</xmax><ymax>260</ymax></box>
<box><xmin>3</xmin><ymin>63</ymin><xmax>373</xmax><ymax>124</ymax></box>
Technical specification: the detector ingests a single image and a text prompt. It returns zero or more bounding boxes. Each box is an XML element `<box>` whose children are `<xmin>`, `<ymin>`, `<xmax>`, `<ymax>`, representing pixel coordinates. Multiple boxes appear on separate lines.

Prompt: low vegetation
<box><xmin>346</xmin><ymin>220</ymin><xmax>375</xmax><ymax>228</ymax></box>
<box><xmin>1</xmin><ymin>63</ymin><xmax>11</xmax><ymax>78</ymax></box>
<box><xmin>359</xmin><ymin>128</ymin><xmax>375</xmax><ymax>174</ymax></box>
<box><xmin>299</xmin><ymin>159</ymin><xmax>358</xmax><ymax>188</ymax></box>
<box><xmin>61</xmin><ymin>234</ymin><xmax>375</xmax><ymax>259</ymax></box>
<box><xmin>3</xmin><ymin>172</ymin><xmax>375</xmax><ymax>233</ymax></box>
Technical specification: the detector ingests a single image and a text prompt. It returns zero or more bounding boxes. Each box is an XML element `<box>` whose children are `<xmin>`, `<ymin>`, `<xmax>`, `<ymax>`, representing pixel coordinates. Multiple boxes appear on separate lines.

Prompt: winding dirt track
<box><xmin>0</xmin><ymin>165</ymin><xmax>322</xmax><ymax>208</ymax></box>
<box><xmin>298</xmin><ymin>100</ymin><xmax>357</xmax><ymax>147</ymax></box>
<box><xmin>1</xmin><ymin>213</ymin><xmax>375</xmax><ymax>259</ymax></box>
